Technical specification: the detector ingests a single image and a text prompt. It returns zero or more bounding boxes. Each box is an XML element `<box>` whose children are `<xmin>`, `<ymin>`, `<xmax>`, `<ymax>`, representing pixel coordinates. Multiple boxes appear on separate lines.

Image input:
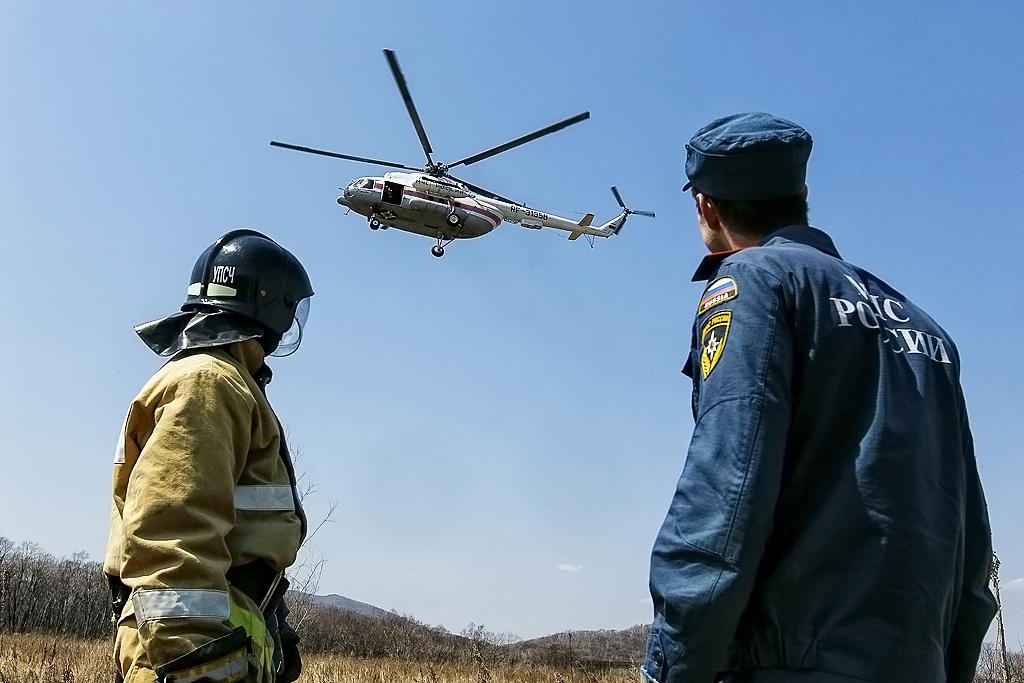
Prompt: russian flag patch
<box><xmin>698</xmin><ymin>277</ymin><xmax>738</xmax><ymax>315</ymax></box>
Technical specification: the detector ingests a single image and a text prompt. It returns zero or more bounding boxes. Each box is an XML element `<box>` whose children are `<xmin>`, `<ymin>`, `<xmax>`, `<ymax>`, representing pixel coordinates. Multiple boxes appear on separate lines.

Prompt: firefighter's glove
<box><xmin>153</xmin><ymin>627</ymin><xmax>249</xmax><ymax>683</ymax></box>
<box><xmin>277</xmin><ymin>619</ymin><xmax>302</xmax><ymax>683</ymax></box>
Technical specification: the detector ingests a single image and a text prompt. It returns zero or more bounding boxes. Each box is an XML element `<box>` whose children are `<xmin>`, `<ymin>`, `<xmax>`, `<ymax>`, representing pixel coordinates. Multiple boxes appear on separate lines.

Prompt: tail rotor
<box><xmin>610</xmin><ymin>186</ymin><xmax>655</xmax><ymax>235</ymax></box>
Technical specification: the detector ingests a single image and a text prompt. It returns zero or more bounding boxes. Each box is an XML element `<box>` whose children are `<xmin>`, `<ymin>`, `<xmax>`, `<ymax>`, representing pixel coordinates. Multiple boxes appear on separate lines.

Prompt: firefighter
<box><xmin>641</xmin><ymin>113</ymin><xmax>996</xmax><ymax>683</ymax></box>
<box><xmin>104</xmin><ymin>229</ymin><xmax>313</xmax><ymax>683</ymax></box>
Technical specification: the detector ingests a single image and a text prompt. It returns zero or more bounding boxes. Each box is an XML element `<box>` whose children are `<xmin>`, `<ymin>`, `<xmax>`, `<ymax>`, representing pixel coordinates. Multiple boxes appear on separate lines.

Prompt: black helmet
<box><xmin>183</xmin><ymin>229</ymin><xmax>314</xmax><ymax>355</ymax></box>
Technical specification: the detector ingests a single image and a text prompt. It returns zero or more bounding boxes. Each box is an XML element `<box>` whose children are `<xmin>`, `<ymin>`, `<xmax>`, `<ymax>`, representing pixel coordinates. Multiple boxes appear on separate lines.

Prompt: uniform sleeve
<box><xmin>643</xmin><ymin>263</ymin><xmax>793</xmax><ymax>683</ymax></box>
<box><xmin>945</xmin><ymin>392</ymin><xmax>997</xmax><ymax>683</ymax></box>
<box><xmin>121</xmin><ymin>367</ymin><xmax>254</xmax><ymax>667</ymax></box>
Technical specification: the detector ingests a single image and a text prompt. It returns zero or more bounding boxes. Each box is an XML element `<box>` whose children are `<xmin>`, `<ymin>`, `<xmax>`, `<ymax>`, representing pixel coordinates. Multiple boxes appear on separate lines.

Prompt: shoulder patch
<box><xmin>698</xmin><ymin>277</ymin><xmax>738</xmax><ymax>315</ymax></box>
<box><xmin>700</xmin><ymin>311</ymin><xmax>731</xmax><ymax>379</ymax></box>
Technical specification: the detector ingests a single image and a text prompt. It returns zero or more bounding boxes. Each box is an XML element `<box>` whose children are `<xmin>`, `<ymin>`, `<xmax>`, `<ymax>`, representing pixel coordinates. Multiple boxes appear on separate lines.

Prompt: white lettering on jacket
<box><xmin>831</xmin><ymin>298</ymin><xmax>855</xmax><ymax>327</ymax></box>
<box><xmin>830</xmin><ymin>275</ymin><xmax>951</xmax><ymax>364</ymax></box>
<box><xmin>882</xmin><ymin>299</ymin><xmax>909</xmax><ymax>322</ymax></box>
<box><xmin>856</xmin><ymin>301</ymin><xmax>879</xmax><ymax>329</ymax></box>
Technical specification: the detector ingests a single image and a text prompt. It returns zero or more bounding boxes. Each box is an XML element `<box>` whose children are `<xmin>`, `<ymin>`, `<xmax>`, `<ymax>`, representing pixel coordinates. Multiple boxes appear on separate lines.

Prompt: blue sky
<box><xmin>1</xmin><ymin>2</ymin><xmax>1022</xmax><ymax>641</ymax></box>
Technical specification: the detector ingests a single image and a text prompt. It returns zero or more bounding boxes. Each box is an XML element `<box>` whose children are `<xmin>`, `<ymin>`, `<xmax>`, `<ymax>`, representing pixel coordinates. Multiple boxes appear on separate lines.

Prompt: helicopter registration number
<box><xmin>508</xmin><ymin>206</ymin><xmax>548</xmax><ymax>221</ymax></box>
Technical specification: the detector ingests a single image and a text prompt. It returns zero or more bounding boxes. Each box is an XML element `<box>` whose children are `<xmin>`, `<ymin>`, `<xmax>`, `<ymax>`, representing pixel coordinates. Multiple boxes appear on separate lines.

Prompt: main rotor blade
<box><xmin>269</xmin><ymin>141</ymin><xmax>417</xmax><ymax>170</ymax></box>
<box><xmin>448</xmin><ymin>111</ymin><xmax>591</xmax><ymax>168</ymax></box>
<box><xmin>383</xmin><ymin>49</ymin><xmax>434</xmax><ymax>165</ymax></box>
<box><xmin>450</xmin><ymin>175</ymin><xmax>520</xmax><ymax>206</ymax></box>
<box><xmin>611</xmin><ymin>185</ymin><xmax>626</xmax><ymax>209</ymax></box>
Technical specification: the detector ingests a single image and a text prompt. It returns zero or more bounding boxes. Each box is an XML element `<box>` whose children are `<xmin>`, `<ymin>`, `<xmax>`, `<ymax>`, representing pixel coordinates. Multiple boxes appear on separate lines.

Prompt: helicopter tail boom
<box><xmin>476</xmin><ymin>187</ymin><xmax>652</xmax><ymax>241</ymax></box>
<box><xmin>568</xmin><ymin>213</ymin><xmax>595</xmax><ymax>240</ymax></box>
<box><xmin>589</xmin><ymin>211</ymin><xmax>628</xmax><ymax>237</ymax></box>
<box><xmin>570</xmin><ymin>187</ymin><xmax>655</xmax><ymax>238</ymax></box>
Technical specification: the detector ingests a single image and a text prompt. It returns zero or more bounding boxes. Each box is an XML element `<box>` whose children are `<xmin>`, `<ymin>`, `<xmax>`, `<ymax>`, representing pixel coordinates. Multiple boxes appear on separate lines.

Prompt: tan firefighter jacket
<box><xmin>104</xmin><ymin>339</ymin><xmax>306</xmax><ymax>676</ymax></box>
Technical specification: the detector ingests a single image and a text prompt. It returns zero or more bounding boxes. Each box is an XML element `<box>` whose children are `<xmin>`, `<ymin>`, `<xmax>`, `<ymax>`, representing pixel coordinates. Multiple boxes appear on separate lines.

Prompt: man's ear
<box><xmin>696</xmin><ymin>193</ymin><xmax>721</xmax><ymax>230</ymax></box>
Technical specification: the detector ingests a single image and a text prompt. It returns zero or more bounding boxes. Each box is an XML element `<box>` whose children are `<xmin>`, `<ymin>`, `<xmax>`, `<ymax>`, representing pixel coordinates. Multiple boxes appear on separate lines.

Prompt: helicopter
<box><xmin>271</xmin><ymin>49</ymin><xmax>653</xmax><ymax>257</ymax></box>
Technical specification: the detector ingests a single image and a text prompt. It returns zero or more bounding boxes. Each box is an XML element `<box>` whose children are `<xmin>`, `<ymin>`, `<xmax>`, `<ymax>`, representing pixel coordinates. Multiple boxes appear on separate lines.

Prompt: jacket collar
<box><xmin>229</xmin><ymin>338</ymin><xmax>273</xmax><ymax>391</ymax></box>
<box><xmin>691</xmin><ymin>249</ymin><xmax>742</xmax><ymax>282</ymax></box>
<box><xmin>761</xmin><ymin>224</ymin><xmax>841</xmax><ymax>258</ymax></box>
<box><xmin>229</xmin><ymin>338</ymin><xmax>267</xmax><ymax>375</ymax></box>
<box><xmin>690</xmin><ymin>224</ymin><xmax>841</xmax><ymax>281</ymax></box>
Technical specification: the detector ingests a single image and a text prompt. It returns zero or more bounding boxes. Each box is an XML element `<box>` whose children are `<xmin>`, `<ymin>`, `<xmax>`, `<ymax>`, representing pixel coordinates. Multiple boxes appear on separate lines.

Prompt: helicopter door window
<box><xmin>382</xmin><ymin>181</ymin><xmax>404</xmax><ymax>205</ymax></box>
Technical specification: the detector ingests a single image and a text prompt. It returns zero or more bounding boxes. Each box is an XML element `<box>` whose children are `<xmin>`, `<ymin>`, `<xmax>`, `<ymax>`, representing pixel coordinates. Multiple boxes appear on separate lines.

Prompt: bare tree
<box><xmin>0</xmin><ymin>538</ymin><xmax>109</xmax><ymax>639</ymax></box>
<box><xmin>992</xmin><ymin>554</ymin><xmax>1012</xmax><ymax>683</ymax></box>
<box><xmin>281</xmin><ymin>428</ymin><xmax>338</xmax><ymax>630</ymax></box>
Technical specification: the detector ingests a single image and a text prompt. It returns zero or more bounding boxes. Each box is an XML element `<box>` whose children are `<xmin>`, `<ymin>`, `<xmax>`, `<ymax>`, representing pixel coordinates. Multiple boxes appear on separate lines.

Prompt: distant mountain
<box><xmin>290</xmin><ymin>589</ymin><xmax>648</xmax><ymax>665</ymax></box>
<box><xmin>512</xmin><ymin>624</ymin><xmax>649</xmax><ymax>665</ymax></box>
<box><xmin>292</xmin><ymin>591</ymin><xmax>389</xmax><ymax>619</ymax></box>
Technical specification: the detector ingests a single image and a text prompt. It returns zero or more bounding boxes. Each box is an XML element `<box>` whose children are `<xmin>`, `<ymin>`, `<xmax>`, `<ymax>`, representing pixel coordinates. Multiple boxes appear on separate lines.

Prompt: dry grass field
<box><xmin>0</xmin><ymin>633</ymin><xmax>644</xmax><ymax>683</ymax></box>
<box><xmin>0</xmin><ymin>633</ymin><xmax>110</xmax><ymax>683</ymax></box>
<box><xmin>301</xmin><ymin>656</ymin><xmax>644</xmax><ymax>683</ymax></box>
<box><xmin>2</xmin><ymin>632</ymin><xmax>1019</xmax><ymax>683</ymax></box>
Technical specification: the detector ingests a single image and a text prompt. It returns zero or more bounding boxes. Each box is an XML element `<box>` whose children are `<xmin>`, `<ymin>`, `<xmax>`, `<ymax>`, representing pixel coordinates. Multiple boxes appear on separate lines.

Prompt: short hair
<box><xmin>692</xmin><ymin>188</ymin><xmax>809</xmax><ymax>239</ymax></box>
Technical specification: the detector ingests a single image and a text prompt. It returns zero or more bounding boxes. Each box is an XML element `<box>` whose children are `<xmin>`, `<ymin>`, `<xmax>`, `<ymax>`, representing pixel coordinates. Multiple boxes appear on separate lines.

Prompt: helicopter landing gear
<box><xmin>369</xmin><ymin>218</ymin><xmax>381</xmax><ymax>230</ymax></box>
<box><xmin>431</xmin><ymin>233</ymin><xmax>456</xmax><ymax>258</ymax></box>
<box><xmin>446</xmin><ymin>212</ymin><xmax>461</xmax><ymax>227</ymax></box>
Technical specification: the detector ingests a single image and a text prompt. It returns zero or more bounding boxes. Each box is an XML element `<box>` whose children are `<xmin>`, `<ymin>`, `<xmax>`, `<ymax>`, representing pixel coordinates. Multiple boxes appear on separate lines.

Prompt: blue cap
<box><xmin>683</xmin><ymin>112</ymin><xmax>812</xmax><ymax>201</ymax></box>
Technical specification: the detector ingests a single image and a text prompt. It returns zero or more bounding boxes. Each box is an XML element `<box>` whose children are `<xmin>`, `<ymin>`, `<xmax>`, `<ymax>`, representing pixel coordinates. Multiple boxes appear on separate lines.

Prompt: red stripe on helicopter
<box><xmin>461</xmin><ymin>204</ymin><xmax>503</xmax><ymax>226</ymax></box>
<box><xmin>402</xmin><ymin>189</ymin><xmax>503</xmax><ymax>226</ymax></box>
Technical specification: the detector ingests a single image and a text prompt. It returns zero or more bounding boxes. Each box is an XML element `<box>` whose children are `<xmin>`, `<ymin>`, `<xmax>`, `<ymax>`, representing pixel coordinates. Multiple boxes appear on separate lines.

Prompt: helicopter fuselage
<box><xmin>335</xmin><ymin>170</ymin><xmax>636</xmax><ymax>249</ymax></box>
<box><xmin>337</xmin><ymin>171</ymin><xmax>502</xmax><ymax>241</ymax></box>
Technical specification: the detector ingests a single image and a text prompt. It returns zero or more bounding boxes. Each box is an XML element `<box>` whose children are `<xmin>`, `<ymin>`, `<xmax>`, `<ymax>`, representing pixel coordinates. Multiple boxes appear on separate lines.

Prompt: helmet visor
<box><xmin>271</xmin><ymin>297</ymin><xmax>310</xmax><ymax>357</ymax></box>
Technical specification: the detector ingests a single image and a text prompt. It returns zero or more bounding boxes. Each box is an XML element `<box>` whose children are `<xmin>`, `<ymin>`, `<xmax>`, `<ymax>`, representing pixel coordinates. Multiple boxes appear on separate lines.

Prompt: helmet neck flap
<box><xmin>134</xmin><ymin>310</ymin><xmax>266</xmax><ymax>357</ymax></box>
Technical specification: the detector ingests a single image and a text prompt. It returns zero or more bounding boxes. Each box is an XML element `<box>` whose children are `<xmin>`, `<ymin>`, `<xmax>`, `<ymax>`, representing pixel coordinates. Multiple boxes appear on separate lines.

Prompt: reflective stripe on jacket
<box><xmin>104</xmin><ymin>339</ymin><xmax>305</xmax><ymax>670</ymax></box>
<box><xmin>642</xmin><ymin>226</ymin><xmax>996</xmax><ymax>683</ymax></box>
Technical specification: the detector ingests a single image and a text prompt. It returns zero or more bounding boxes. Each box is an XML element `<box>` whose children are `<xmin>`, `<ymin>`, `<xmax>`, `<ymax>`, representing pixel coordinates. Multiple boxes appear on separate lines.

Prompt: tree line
<box><xmin>0</xmin><ymin>537</ymin><xmax>110</xmax><ymax>639</ymax></box>
<box><xmin>261</xmin><ymin>597</ymin><xmax>647</xmax><ymax>668</ymax></box>
<box><xmin>0</xmin><ymin>536</ymin><xmax>645</xmax><ymax>669</ymax></box>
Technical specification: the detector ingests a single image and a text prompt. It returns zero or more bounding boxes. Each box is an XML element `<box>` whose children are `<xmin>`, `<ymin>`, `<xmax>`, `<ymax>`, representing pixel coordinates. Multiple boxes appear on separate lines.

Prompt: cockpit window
<box><xmin>361</xmin><ymin>179</ymin><xmax>376</xmax><ymax>189</ymax></box>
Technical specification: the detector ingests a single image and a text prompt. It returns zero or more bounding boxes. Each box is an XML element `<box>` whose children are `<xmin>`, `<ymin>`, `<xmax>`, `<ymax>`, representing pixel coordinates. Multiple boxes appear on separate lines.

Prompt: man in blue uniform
<box><xmin>642</xmin><ymin>113</ymin><xmax>996</xmax><ymax>683</ymax></box>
